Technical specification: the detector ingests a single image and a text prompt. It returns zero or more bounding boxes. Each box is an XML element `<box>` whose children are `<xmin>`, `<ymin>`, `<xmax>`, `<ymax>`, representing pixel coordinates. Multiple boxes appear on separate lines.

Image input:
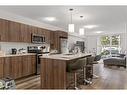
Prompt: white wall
<box><xmin>0</xmin><ymin>42</ymin><xmax>50</xmax><ymax>54</ymax></box>
<box><xmin>85</xmin><ymin>36</ymin><xmax>97</xmax><ymax>53</ymax></box>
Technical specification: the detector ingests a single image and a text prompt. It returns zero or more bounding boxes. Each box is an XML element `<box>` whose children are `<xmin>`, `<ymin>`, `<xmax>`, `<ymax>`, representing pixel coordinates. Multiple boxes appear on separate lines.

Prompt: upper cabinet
<box><xmin>57</xmin><ymin>30</ymin><xmax>68</xmax><ymax>38</ymax></box>
<box><xmin>0</xmin><ymin>18</ymin><xmax>52</xmax><ymax>43</ymax></box>
<box><xmin>20</xmin><ymin>24</ymin><xmax>31</xmax><ymax>43</ymax></box>
<box><xmin>0</xmin><ymin>19</ymin><xmax>9</xmax><ymax>41</ymax></box>
<box><xmin>50</xmin><ymin>30</ymin><xmax>68</xmax><ymax>52</ymax></box>
<box><xmin>8</xmin><ymin>21</ymin><xmax>21</xmax><ymax>42</ymax></box>
<box><xmin>44</xmin><ymin>29</ymin><xmax>51</xmax><ymax>43</ymax></box>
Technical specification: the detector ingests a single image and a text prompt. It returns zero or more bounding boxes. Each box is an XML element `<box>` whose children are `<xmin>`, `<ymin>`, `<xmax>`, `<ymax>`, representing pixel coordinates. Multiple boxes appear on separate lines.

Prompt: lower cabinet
<box><xmin>22</xmin><ymin>55</ymin><xmax>36</xmax><ymax>77</ymax></box>
<box><xmin>4</xmin><ymin>57</ymin><xmax>13</xmax><ymax>78</ymax></box>
<box><xmin>11</xmin><ymin>56</ymin><xmax>23</xmax><ymax>79</ymax></box>
<box><xmin>0</xmin><ymin>57</ymin><xmax>4</xmax><ymax>78</ymax></box>
<box><xmin>0</xmin><ymin>55</ymin><xmax>36</xmax><ymax>79</ymax></box>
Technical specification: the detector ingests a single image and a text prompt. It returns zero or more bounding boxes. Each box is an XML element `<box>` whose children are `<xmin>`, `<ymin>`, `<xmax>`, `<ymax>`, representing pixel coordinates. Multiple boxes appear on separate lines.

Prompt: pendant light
<box><xmin>79</xmin><ymin>16</ymin><xmax>84</xmax><ymax>35</ymax></box>
<box><xmin>68</xmin><ymin>8</ymin><xmax>74</xmax><ymax>33</ymax></box>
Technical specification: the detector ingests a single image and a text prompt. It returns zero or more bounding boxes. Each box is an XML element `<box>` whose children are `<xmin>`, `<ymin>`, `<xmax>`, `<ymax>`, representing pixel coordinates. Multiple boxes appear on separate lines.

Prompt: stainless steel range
<box><xmin>27</xmin><ymin>46</ymin><xmax>49</xmax><ymax>74</ymax></box>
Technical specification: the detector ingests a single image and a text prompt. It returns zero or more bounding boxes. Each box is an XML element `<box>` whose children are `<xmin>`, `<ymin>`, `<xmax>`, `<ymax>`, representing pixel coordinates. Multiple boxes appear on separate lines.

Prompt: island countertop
<box><xmin>40</xmin><ymin>53</ymin><xmax>92</xmax><ymax>60</ymax></box>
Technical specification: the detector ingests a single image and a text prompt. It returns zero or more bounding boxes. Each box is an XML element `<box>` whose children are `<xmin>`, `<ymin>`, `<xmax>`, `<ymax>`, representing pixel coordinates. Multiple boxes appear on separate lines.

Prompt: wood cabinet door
<box><xmin>31</xmin><ymin>26</ymin><xmax>38</xmax><ymax>34</ymax></box>
<box><xmin>37</xmin><ymin>28</ymin><xmax>43</xmax><ymax>35</ymax></box>
<box><xmin>0</xmin><ymin>19</ymin><xmax>9</xmax><ymax>41</ymax></box>
<box><xmin>20</xmin><ymin>24</ymin><xmax>31</xmax><ymax>43</ymax></box>
<box><xmin>8</xmin><ymin>21</ymin><xmax>21</xmax><ymax>42</ymax></box>
<box><xmin>11</xmin><ymin>56</ymin><xmax>22</xmax><ymax>79</ymax></box>
<box><xmin>27</xmin><ymin>25</ymin><xmax>32</xmax><ymax>43</ymax></box>
<box><xmin>26</xmin><ymin>56</ymin><xmax>31</xmax><ymax>75</ymax></box>
<box><xmin>0</xmin><ymin>57</ymin><xmax>4</xmax><ymax>78</ymax></box>
<box><xmin>50</xmin><ymin>31</ymin><xmax>55</xmax><ymax>50</ymax></box>
<box><xmin>44</xmin><ymin>30</ymin><xmax>50</xmax><ymax>44</ymax></box>
<box><xmin>31</xmin><ymin>55</ymin><xmax>36</xmax><ymax>74</ymax></box>
<box><xmin>27</xmin><ymin>55</ymin><xmax>36</xmax><ymax>75</ymax></box>
<box><xmin>57</xmin><ymin>31</ymin><xmax>68</xmax><ymax>38</ymax></box>
<box><xmin>3</xmin><ymin>57</ymin><xmax>13</xmax><ymax>78</ymax></box>
<box><xmin>22</xmin><ymin>55</ymin><xmax>36</xmax><ymax>77</ymax></box>
<box><xmin>22</xmin><ymin>55</ymin><xmax>29</xmax><ymax>77</ymax></box>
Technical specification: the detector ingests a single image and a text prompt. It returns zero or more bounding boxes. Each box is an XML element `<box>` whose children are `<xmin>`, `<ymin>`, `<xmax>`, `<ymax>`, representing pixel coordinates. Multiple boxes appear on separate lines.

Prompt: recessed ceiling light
<box><xmin>84</xmin><ymin>25</ymin><xmax>98</xmax><ymax>29</ymax></box>
<box><xmin>95</xmin><ymin>31</ymin><xmax>104</xmax><ymax>34</ymax></box>
<box><xmin>44</xmin><ymin>17</ymin><xmax>56</xmax><ymax>21</ymax></box>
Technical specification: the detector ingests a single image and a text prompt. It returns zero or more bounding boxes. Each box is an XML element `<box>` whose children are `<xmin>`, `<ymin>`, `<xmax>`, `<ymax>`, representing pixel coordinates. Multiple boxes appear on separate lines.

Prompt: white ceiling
<box><xmin>0</xmin><ymin>6</ymin><xmax>127</xmax><ymax>35</ymax></box>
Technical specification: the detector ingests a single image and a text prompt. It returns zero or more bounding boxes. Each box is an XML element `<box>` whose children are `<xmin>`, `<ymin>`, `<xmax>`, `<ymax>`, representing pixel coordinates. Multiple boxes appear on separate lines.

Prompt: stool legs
<box><xmin>93</xmin><ymin>64</ymin><xmax>99</xmax><ymax>79</ymax></box>
<box><xmin>83</xmin><ymin>65</ymin><xmax>93</xmax><ymax>85</ymax></box>
<box><xmin>74</xmin><ymin>73</ymin><xmax>78</xmax><ymax>89</ymax></box>
<box><xmin>93</xmin><ymin>74</ymin><xmax>99</xmax><ymax>79</ymax></box>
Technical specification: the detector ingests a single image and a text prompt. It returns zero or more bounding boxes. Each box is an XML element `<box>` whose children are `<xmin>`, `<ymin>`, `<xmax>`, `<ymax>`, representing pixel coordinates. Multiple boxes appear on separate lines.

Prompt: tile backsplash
<box><xmin>0</xmin><ymin>42</ymin><xmax>49</xmax><ymax>54</ymax></box>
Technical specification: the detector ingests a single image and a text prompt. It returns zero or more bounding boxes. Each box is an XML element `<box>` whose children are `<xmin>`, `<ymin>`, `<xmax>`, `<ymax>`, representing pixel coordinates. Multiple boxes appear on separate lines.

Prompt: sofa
<box><xmin>103</xmin><ymin>54</ymin><xmax>126</xmax><ymax>68</ymax></box>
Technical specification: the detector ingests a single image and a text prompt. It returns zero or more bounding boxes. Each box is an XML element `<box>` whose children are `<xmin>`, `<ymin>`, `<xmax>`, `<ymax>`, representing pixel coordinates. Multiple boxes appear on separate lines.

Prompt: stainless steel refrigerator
<box><xmin>60</xmin><ymin>38</ymin><xmax>68</xmax><ymax>54</ymax></box>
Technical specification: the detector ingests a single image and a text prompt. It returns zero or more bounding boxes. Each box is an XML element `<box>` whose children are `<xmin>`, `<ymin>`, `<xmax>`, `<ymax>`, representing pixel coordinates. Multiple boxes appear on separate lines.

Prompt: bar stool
<box><xmin>84</xmin><ymin>55</ymin><xmax>101</xmax><ymax>84</ymax></box>
<box><xmin>83</xmin><ymin>56</ymin><xmax>95</xmax><ymax>84</ymax></box>
<box><xmin>66</xmin><ymin>58</ymin><xmax>85</xmax><ymax>89</ymax></box>
<box><xmin>92</xmin><ymin>55</ymin><xmax>101</xmax><ymax>78</ymax></box>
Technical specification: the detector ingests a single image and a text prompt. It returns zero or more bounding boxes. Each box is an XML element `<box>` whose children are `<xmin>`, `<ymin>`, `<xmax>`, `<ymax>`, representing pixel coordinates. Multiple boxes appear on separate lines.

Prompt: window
<box><xmin>100</xmin><ymin>35</ymin><xmax>120</xmax><ymax>57</ymax></box>
<box><xmin>101</xmin><ymin>36</ymin><xmax>110</xmax><ymax>46</ymax></box>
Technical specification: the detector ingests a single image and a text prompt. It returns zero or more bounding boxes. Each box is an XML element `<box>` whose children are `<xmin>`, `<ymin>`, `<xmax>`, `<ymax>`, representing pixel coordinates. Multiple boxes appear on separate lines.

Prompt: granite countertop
<box><xmin>0</xmin><ymin>53</ymin><xmax>36</xmax><ymax>57</ymax></box>
<box><xmin>40</xmin><ymin>53</ymin><xmax>91</xmax><ymax>60</ymax></box>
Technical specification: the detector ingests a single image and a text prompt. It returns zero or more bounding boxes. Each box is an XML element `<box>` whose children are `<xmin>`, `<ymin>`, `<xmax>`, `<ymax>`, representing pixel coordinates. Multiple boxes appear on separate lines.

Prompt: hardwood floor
<box><xmin>15</xmin><ymin>75</ymin><xmax>41</xmax><ymax>89</ymax></box>
<box><xmin>15</xmin><ymin>63</ymin><xmax>127</xmax><ymax>89</ymax></box>
<box><xmin>80</xmin><ymin>63</ymin><xmax>127</xmax><ymax>89</ymax></box>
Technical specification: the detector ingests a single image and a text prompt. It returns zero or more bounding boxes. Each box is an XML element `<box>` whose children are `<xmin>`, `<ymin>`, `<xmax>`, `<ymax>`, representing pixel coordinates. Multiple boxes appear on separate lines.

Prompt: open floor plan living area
<box><xmin>0</xmin><ymin>6</ymin><xmax>127</xmax><ymax>90</ymax></box>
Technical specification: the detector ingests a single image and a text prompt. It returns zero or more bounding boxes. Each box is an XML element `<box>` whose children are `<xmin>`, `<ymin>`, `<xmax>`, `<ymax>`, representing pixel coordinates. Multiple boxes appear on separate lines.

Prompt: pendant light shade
<box><xmin>79</xmin><ymin>16</ymin><xmax>84</xmax><ymax>35</ymax></box>
<box><xmin>68</xmin><ymin>8</ymin><xmax>74</xmax><ymax>32</ymax></box>
<box><xmin>79</xmin><ymin>28</ymin><xmax>84</xmax><ymax>35</ymax></box>
<box><xmin>68</xmin><ymin>24</ymin><xmax>74</xmax><ymax>33</ymax></box>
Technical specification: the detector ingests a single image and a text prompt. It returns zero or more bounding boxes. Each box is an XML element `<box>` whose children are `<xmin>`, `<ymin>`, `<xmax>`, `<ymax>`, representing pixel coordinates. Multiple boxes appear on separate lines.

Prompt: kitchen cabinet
<box><xmin>2</xmin><ymin>55</ymin><xmax>36</xmax><ymax>79</ymax></box>
<box><xmin>0</xmin><ymin>19</ymin><xmax>9</xmax><ymax>41</ymax></box>
<box><xmin>8</xmin><ymin>21</ymin><xmax>21</xmax><ymax>42</ymax></box>
<box><xmin>50</xmin><ymin>31</ymin><xmax>68</xmax><ymax>53</ymax></box>
<box><xmin>22</xmin><ymin>55</ymin><xmax>36</xmax><ymax>77</ymax></box>
<box><xmin>30</xmin><ymin>26</ymin><xmax>38</xmax><ymax>34</ymax></box>
<box><xmin>37</xmin><ymin>27</ymin><xmax>44</xmax><ymax>35</ymax></box>
<box><xmin>29</xmin><ymin>55</ymin><xmax>36</xmax><ymax>74</ymax></box>
<box><xmin>30</xmin><ymin>55</ymin><xmax>36</xmax><ymax>74</ymax></box>
<box><xmin>11</xmin><ymin>56</ymin><xmax>22</xmax><ymax>79</ymax></box>
<box><xmin>4</xmin><ymin>57</ymin><xmax>12</xmax><ymax>78</ymax></box>
<box><xmin>58</xmin><ymin>30</ymin><xmax>68</xmax><ymax>38</ymax></box>
<box><xmin>0</xmin><ymin>57</ymin><xmax>4</xmax><ymax>78</ymax></box>
<box><xmin>44</xmin><ymin>29</ymin><xmax>50</xmax><ymax>43</ymax></box>
<box><xmin>0</xmin><ymin>18</ymin><xmax>54</xmax><ymax>43</ymax></box>
<box><xmin>22</xmin><ymin>56</ymin><xmax>29</xmax><ymax>77</ymax></box>
<box><xmin>20</xmin><ymin>24</ymin><xmax>31</xmax><ymax>43</ymax></box>
<box><xmin>50</xmin><ymin>31</ymin><xmax>59</xmax><ymax>50</ymax></box>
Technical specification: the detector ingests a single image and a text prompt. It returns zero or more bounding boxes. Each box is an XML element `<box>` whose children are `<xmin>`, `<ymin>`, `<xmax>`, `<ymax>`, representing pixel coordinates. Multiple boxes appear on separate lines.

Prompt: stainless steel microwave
<box><xmin>32</xmin><ymin>34</ymin><xmax>45</xmax><ymax>44</ymax></box>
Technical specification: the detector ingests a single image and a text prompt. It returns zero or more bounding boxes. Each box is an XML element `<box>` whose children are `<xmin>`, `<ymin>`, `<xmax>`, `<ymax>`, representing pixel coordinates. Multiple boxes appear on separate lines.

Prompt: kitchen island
<box><xmin>40</xmin><ymin>53</ymin><xmax>91</xmax><ymax>89</ymax></box>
